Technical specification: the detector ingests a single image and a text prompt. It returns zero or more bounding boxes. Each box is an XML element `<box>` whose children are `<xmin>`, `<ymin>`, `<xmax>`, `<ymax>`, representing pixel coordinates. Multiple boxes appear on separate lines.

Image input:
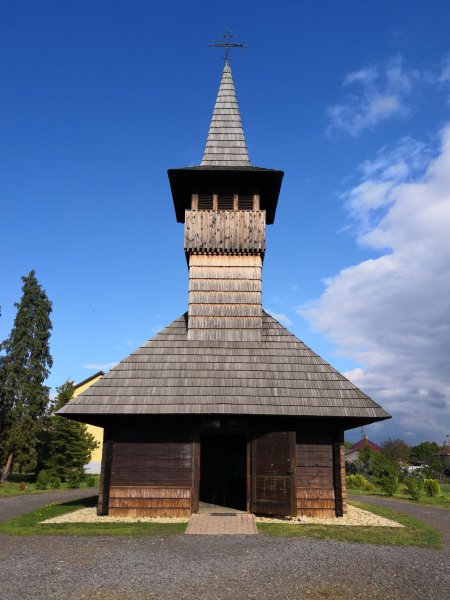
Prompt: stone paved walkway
<box><xmin>186</xmin><ymin>506</ymin><xmax>258</xmax><ymax>535</ymax></box>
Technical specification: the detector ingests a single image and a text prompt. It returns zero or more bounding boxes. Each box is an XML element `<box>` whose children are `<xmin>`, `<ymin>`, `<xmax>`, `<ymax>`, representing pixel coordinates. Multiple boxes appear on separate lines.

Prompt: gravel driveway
<box><xmin>1</xmin><ymin>531</ymin><xmax>448</xmax><ymax>599</ymax></box>
<box><xmin>0</xmin><ymin>492</ymin><xmax>448</xmax><ymax>599</ymax></box>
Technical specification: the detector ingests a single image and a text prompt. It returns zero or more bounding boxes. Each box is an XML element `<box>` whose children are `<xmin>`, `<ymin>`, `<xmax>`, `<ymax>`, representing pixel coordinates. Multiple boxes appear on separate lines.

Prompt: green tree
<box><xmin>0</xmin><ymin>271</ymin><xmax>52</xmax><ymax>481</ymax></box>
<box><xmin>355</xmin><ymin>440</ymin><xmax>376</xmax><ymax>476</ymax></box>
<box><xmin>381</xmin><ymin>438</ymin><xmax>411</xmax><ymax>467</ymax></box>
<box><xmin>410</xmin><ymin>441</ymin><xmax>440</xmax><ymax>464</ymax></box>
<box><xmin>44</xmin><ymin>381</ymin><xmax>98</xmax><ymax>481</ymax></box>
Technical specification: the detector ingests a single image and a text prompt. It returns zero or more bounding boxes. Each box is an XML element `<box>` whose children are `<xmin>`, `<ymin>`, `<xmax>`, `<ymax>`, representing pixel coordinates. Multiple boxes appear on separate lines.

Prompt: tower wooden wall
<box><xmin>185</xmin><ymin>197</ymin><xmax>265</xmax><ymax>342</ymax></box>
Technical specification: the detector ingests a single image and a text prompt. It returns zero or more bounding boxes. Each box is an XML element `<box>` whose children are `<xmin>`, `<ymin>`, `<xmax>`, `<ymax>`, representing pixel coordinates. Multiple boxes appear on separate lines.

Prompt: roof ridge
<box><xmin>201</xmin><ymin>61</ymin><xmax>251</xmax><ymax>167</ymax></box>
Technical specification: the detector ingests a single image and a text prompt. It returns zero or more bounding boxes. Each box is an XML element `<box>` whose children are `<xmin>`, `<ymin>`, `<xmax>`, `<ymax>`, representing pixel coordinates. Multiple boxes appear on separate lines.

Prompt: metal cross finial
<box><xmin>208</xmin><ymin>29</ymin><xmax>246</xmax><ymax>61</ymax></box>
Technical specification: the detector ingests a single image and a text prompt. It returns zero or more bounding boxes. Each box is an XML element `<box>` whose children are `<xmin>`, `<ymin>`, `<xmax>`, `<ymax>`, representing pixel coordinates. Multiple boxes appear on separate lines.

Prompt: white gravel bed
<box><xmin>41</xmin><ymin>504</ymin><xmax>402</xmax><ymax>527</ymax></box>
<box><xmin>41</xmin><ymin>507</ymin><xmax>189</xmax><ymax>524</ymax></box>
<box><xmin>255</xmin><ymin>504</ymin><xmax>404</xmax><ymax>527</ymax></box>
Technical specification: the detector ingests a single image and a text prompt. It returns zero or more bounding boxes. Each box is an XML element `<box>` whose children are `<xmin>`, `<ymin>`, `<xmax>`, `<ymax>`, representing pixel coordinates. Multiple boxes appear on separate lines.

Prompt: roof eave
<box><xmin>168</xmin><ymin>166</ymin><xmax>284</xmax><ymax>224</ymax></box>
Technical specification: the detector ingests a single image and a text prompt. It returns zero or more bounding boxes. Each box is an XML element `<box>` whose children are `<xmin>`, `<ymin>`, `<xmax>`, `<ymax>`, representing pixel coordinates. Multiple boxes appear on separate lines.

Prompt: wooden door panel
<box><xmin>252</xmin><ymin>431</ymin><xmax>295</xmax><ymax>516</ymax></box>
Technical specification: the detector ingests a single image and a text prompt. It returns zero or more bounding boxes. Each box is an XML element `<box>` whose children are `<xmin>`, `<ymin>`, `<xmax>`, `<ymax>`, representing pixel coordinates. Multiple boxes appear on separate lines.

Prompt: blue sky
<box><xmin>1</xmin><ymin>1</ymin><xmax>450</xmax><ymax>444</ymax></box>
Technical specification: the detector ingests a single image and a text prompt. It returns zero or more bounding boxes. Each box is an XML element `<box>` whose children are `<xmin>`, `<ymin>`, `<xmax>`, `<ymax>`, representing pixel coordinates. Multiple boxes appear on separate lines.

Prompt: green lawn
<box><xmin>347</xmin><ymin>483</ymin><xmax>450</xmax><ymax>508</ymax></box>
<box><xmin>0</xmin><ymin>475</ymin><xmax>100</xmax><ymax>497</ymax></box>
<box><xmin>257</xmin><ymin>500</ymin><xmax>442</xmax><ymax>548</ymax></box>
<box><xmin>0</xmin><ymin>495</ymin><xmax>187</xmax><ymax>537</ymax></box>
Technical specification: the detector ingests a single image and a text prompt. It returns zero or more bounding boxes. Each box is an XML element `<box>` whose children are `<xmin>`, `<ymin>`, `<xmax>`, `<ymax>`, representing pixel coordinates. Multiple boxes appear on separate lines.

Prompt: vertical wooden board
<box><xmin>246</xmin><ymin>434</ymin><xmax>252</xmax><ymax>513</ymax></box>
<box><xmin>252</xmin><ymin>430</ymin><xmax>295</xmax><ymax>516</ymax></box>
<box><xmin>97</xmin><ymin>433</ymin><xmax>113</xmax><ymax>516</ymax></box>
<box><xmin>333</xmin><ymin>431</ymin><xmax>345</xmax><ymax>517</ymax></box>
<box><xmin>192</xmin><ymin>423</ymin><xmax>200</xmax><ymax>513</ymax></box>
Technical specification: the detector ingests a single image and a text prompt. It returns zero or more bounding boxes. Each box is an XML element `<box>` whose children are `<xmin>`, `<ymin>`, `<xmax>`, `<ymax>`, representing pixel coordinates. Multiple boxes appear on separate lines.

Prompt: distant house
<box><xmin>345</xmin><ymin>437</ymin><xmax>382</xmax><ymax>463</ymax></box>
<box><xmin>73</xmin><ymin>371</ymin><xmax>104</xmax><ymax>474</ymax></box>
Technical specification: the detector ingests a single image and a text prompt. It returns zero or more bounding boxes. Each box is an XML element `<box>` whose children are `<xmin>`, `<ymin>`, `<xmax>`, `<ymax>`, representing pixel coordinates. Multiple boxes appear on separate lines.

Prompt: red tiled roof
<box><xmin>349</xmin><ymin>438</ymin><xmax>382</xmax><ymax>452</ymax></box>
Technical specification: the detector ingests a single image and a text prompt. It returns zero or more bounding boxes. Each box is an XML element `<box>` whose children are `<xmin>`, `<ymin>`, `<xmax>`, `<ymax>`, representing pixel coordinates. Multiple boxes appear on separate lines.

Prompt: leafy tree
<box><xmin>410</xmin><ymin>441</ymin><xmax>440</xmax><ymax>465</ymax></box>
<box><xmin>0</xmin><ymin>271</ymin><xmax>52</xmax><ymax>481</ymax></box>
<box><xmin>371</xmin><ymin>452</ymin><xmax>399</xmax><ymax>496</ymax></box>
<box><xmin>355</xmin><ymin>440</ymin><xmax>376</xmax><ymax>476</ymax></box>
<box><xmin>381</xmin><ymin>438</ymin><xmax>411</xmax><ymax>467</ymax></box>
<box><xmin>44</xmin><ymin>381</ymin><xmax>98</xmax><ymax>481</ymax></box>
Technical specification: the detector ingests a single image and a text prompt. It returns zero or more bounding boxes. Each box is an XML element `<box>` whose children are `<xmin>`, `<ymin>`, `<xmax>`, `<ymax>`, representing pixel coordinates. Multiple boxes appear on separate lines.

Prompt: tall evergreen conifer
<box><xmin>45</xmin><ymin>381</ymin><xmax>98</xmax><ymax>481</ymax></box>
<box><xmin>0</xmin><ymin>271</ymin><xmax>53</xmax><ymax>481</ymax></box>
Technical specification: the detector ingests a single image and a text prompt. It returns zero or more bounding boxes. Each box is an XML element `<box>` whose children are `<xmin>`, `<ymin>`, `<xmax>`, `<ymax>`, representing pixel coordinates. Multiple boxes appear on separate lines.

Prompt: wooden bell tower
<box><xmin>168</xmin><ymin>60</ymin><xmax>283</xmax><ymax>341</ymax></box>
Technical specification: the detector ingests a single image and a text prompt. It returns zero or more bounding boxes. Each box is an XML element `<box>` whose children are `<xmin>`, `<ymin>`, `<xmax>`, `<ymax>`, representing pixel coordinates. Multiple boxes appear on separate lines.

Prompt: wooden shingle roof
<box><xmin>201</xmin><ymin>61</ymin><xmax>251</xmax><ymax>167</ymax></box>
<box><xmin>58</xmin><ymin>312</ymin><xmax>390</xmax><ymax>421</ymax></box>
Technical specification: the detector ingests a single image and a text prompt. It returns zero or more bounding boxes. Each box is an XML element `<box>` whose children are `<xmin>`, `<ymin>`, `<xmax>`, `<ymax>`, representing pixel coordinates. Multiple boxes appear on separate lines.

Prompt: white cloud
<box><xmin>265</xmin><ymin>309</ymin><xmax>293</xmax><ymax>327</ymax></box>
<box><xmin>327</xmin><ymin>56</ymin><xmax>413</xmax><ymax>137</ymax></box>
<box><xmin>299</xmin><ymin>126</ymin><xmax>450</xmax><ymax>443</ymax></box>
<box><xmin>439</xmin><ymin>55</ymin><xmax>450</xmax><ymax>83</ymax></box>
<box><xmin>82</xmin><ymin>362</ymin><xmax>118</xmax><ymax>371</ymax></box>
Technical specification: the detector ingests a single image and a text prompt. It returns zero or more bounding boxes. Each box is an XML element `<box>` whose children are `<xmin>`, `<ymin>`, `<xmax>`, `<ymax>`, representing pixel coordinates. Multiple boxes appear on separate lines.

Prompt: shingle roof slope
<box><xmin>201</xmin><ymin>61</ymin><xmax>251</xmax><ymax>167</ymax></box>
<box><xmin>58</xmin><ymin>312</ymin><xmax>390</xmax><ymax>420</ymax></box>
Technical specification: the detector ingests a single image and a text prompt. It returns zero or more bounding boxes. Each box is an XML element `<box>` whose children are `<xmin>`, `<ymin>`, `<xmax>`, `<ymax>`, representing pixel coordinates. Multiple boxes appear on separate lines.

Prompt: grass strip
<box><xmin>257</xmin><ymin>500</ymin><xmax>442</xmax><ymax>548</ymax></box>
<box><xmin>0</xmin><ymin>496</ymin><xmax>187</xmax><ymax>537</ymax></box>
<box><xmin>347</xmin><ymin>484</ymin><xmax>450</xmax><ymax>508</ymax></box>
<box><xmin>0</xmin><ymin>479</ymin><xmax>100</xmax><ymax>497</ymax></box>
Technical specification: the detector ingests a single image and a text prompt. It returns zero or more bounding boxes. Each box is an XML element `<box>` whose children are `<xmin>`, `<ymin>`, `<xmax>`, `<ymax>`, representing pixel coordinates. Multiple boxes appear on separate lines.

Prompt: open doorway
<box><xmin>200</xmin><ymin>434</ymin><xmax>247</xmax><ymax>511</ymax></box>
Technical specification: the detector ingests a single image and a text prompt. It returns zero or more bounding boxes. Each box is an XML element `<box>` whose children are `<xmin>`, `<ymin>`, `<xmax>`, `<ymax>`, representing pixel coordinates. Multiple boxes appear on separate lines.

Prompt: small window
<box><xmin>239</xmin><ymin>196</ymin><xmax>254</xmax><ymax>210</ymax></box>
<box><xmin>198</xmin><ymin>195</ymin><xmax>214</xmax><ymax>210</ymax></box>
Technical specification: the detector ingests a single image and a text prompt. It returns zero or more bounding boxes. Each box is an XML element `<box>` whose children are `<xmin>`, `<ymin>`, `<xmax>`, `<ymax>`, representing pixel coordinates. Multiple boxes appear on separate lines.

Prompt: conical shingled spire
<box><xmin>201</xmin><ymin>61</ymin><xmax>251</xmax><ymax>167</ymax></box>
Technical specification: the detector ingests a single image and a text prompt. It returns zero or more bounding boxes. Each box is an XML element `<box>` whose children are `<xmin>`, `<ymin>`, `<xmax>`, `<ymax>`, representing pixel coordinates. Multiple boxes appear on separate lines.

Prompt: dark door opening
<box><xmin>200</xmin><ymin>434</ymin><xmax>247</xmax><ymax>511</ymax></box>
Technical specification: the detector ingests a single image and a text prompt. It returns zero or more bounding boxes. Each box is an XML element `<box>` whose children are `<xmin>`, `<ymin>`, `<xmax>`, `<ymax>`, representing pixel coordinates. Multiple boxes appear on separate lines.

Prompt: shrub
<box><xmin>86</xmin><ymin>476</ymin><xmax>96</xmax><ymax>488</ymax></box>
<box><xmin>405</xmin><ymin>475</ymin><xmax>423</xmax><ymax>501</ymax></box>
<box><xmin>50</xmin><ymin>476</ymin><xmax>61</xmax><ymax>489</ymax></box>
<box><xmin>67</xmin><ymin>470</ymin><xmax>82</xmax><ymax>489</ymax></box>
<box><xmin>346</xmin><ymin>474</ymin><xmax>371</xmax><ymax>490</ymax></box>
<box><xmin>19</xmin><ymin>481</ymin><xmax>27</xmax><ymax>492</ymax></box>
<box><xmin>423</xmin><ymin>478</ymin><xmax>440</xmax><ymax>497</ymax></box>
<box><xmin>379</xmin><ymin>472</ymin><xmax>399</xmax><ymax>496</ymax></box>
<box><xmin>35</xmin><ymin>470</ymin><xmax>50</xmax><ymax>490</ymax></box>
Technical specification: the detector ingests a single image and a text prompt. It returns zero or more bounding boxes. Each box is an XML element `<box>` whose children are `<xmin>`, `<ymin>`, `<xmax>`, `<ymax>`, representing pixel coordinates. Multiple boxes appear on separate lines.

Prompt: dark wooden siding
<box><xmin>110</xmin><ymin>442</ymin><xmax>192</xmax><ymax>487</ymax></box>
<box><xmin>106</xmin><ymin>421</ymin><xmax>194</xmax><ymax>517</ymax></box>
<box><xmin>296</xmin><ymin>431</ymin><xmax>336</xmax><ymax>517</ymax></box>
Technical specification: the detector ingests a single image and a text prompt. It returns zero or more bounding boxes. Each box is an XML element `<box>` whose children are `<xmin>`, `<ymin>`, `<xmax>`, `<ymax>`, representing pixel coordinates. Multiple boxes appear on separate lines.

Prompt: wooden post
<box><xmin>332</xmin><ymin>431</ymin><xmax>344</xmax><ymax>517</ymax></box>
<box><xmin>253</xmin><ymin>194</ymin><xmax>260</xmax><ymax>210</ymax></box>
<box><xmin>97</xmin><ymin>429</ymin><xmax>113</xmax><ymax>515</ymax></box>
<box><xmin>233</xmin><ymin>193</ymin><xmax>239</xmax><ymax>210</ymax></box>
<box><xmin>213</xmin><ymin>193</ymin><xmax>218</xmax><ymax>211</ymax></box>
<box><xmin>246</xmin><ymin>432</ymin><xmax>252</xmax><ymax>512</ymax></box>
<box><xmin>191</xmin><ymin>193</ymin><xmax>198</xmax><ymax>210</ymax></box>
<box><xmin>191</xmin><ymin>421</ymin><xmax>200</xmax><ymax>513</ymax></box>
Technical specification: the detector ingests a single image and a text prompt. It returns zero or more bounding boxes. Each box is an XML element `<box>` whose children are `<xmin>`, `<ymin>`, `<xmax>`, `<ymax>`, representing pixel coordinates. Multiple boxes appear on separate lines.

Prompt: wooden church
<box><xmin>59</xmin><ymin>58</ymin><xmax>390</xmax><ymax>519</ymax></box>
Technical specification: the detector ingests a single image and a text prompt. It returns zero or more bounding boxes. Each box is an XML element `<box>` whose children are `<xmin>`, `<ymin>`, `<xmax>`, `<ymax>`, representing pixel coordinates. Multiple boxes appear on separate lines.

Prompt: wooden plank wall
<box><xmin>108</xmin><ymin>438</ymin><xmax>193</xmax><ymax>517</ymax></box>
<box><xmin>184</xmin><ymin>209</ymin><xmax>265</xmax><ymax>254</ymax></box>
<box><xmin>296</xmin><ymin>431</ymin><xmax>336</xmax><ymax>518</ymax></box>
<box><xmin>188</xmin><ymin>254</ymin><xmax>262</xmax><ymax>341</ymax></box>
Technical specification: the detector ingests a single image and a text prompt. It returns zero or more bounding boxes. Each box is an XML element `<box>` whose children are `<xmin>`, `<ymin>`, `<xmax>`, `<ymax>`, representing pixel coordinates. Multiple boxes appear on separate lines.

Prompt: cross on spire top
<box><xmin>208</xmin><ymin>28</ymin><xmax>246</xmax><ymax>62</ymax></box>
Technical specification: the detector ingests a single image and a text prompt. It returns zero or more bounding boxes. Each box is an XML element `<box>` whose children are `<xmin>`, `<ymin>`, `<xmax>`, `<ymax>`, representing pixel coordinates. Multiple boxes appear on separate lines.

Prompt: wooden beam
<box><xmin>97</xmin><ymin>430</ymin><xmax>113</xmax><ymax>515</ymax></box>
<box><xmin>332</xmin><ymin>431</ymin><xmax>344</xmax><ymax>517</ymax></box>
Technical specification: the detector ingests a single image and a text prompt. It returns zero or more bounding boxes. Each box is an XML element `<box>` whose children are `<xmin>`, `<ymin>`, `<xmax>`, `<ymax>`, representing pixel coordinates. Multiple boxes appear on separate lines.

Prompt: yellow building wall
<box><xmin>73</xmin><ymin>373</ymin><xmax>104</xmax><ymax>467</ymax></box>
